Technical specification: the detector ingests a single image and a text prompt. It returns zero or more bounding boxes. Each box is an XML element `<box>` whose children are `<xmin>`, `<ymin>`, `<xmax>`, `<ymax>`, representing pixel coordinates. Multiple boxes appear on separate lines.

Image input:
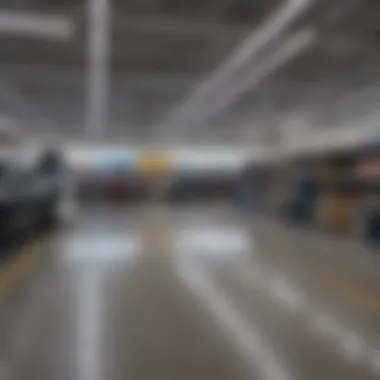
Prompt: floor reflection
<box><xmin>175</xmin><ymin>226</ymin><xmax>250</xmax><ymax>258</ymax></box>
<box><xmin>58</xmin><ymin>231</ymin><xmax>141</xmax><ymax>264</ymax></box>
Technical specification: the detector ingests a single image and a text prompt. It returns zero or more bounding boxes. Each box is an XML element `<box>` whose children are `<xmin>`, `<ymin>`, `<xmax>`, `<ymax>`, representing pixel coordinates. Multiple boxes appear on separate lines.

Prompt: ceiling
<box><xmin>0</xmin><ymin>0</ymin><xmax>379</xmax><ymax>146</ymax></box>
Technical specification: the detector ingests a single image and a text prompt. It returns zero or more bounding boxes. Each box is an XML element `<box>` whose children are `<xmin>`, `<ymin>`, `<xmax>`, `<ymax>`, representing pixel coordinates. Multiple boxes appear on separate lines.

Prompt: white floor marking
<box><xmin>267</xmin><ymin>274</ymin><xmax>306</xmax><ymax>312</ymax></box>
<box><xmin>310</xmin><ymin>312</ymin><xmax>337</xmax><ymax>337</ymax></box>
<box><xmin>239</xmin><ymin>264</ymin><xmax>306</xmax><ymax>313</ymax></box>
<box><xmin>61</xmin><ymin>232</ymin><xmax>141</xmax><ymax>263</ymax></box>
<box><xmin>77</xmin><ymin>269</ymin><xmax>104</xmax><ymax>380</ymax></box>
<box><xmin>336</xmin><ymin>328</ymin><xmax>368</xmax><ymax>363</ymax></box>
<box><xmin>237</xmin><ymin>261</ymin><xmax>379</xmax><ymax>374</ymax></box>
<box><xmin>176</xmin><ymin>227</ymin><xmax>250</xmax><ymax>257</ymax></box>
<box><xmin>369</xmin><ymin>350</ymin><xmax>380</xmax><ymax>375</ymax></box>
<box><xmin>177</xmin><ymin>257</ymin><xmax>294</xmax><ymax>380</ymax></box>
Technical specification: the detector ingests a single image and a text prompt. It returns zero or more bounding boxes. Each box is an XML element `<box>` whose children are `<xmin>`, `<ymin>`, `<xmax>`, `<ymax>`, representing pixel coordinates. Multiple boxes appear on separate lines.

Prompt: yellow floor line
<box><xmin>0</xmin><ymin>236</ymin><xmax>50</xmax><ymax>299</ymax></box>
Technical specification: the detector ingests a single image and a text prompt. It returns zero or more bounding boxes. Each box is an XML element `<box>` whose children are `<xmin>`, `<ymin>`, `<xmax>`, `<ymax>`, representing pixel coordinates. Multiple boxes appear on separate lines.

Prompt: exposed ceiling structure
<box><xmin>0</xmin><ymin>0</ymin><xmax>379</xmax><ymax>146</ymax></box>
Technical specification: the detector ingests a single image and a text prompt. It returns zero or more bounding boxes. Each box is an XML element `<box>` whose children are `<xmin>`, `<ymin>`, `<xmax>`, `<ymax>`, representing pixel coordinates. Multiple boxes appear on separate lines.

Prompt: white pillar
<box><xmin>86</xmin><ymin>0</ymin><xmax>111</xmax><ymax>139</ymax></box>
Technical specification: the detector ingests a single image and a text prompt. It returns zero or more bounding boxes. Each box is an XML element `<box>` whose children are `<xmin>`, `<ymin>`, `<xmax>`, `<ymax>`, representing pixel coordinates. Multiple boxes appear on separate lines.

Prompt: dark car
<box><xmin>0</xmin><ymin>150</ymin><xmax>66</xmax><ymax>248</ymax></box>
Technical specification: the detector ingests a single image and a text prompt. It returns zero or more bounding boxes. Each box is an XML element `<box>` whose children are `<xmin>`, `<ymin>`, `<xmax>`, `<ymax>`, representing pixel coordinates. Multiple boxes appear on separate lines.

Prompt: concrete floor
<box><xmin>1</xmin><ymin>204</ymin><xmax>380</xmax><ymax>380</ymax></box>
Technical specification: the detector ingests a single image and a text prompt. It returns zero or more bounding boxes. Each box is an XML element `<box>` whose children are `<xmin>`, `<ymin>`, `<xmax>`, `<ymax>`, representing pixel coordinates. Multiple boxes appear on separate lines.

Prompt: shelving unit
<box><xmin>242</xmin><ymin>142</ymin><xmax>380</xmax><ymax>247</ymax></box>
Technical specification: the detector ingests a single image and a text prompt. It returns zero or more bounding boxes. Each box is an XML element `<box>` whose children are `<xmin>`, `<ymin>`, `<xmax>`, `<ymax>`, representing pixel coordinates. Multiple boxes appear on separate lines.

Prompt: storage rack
<box><xmin>241</xmin><ymin>142</ymin><xmax>380</xmax><ymax>246</ymax></box>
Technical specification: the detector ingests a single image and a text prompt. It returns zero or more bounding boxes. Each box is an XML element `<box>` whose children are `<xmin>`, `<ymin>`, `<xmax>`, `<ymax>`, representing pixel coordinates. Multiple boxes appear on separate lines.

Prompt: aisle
<box><xmin>1</xmin><ymin>205</ymin><xmax>380</xmax><ymax>380</ymax></box>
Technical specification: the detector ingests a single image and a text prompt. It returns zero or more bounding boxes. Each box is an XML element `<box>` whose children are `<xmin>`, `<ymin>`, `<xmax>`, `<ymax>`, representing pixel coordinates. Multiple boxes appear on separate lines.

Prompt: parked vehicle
<box><xmin>0</xmin><ymin>149</ymin><xmax>68</xmax><ymax>247</ymax></box>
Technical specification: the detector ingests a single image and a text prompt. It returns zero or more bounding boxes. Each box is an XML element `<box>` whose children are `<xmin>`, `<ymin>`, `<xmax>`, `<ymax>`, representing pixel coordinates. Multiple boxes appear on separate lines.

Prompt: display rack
<box><xmin>242</xmin><ymin>142</ymin><xmax>380</xmax><ymax>247</ymax></box>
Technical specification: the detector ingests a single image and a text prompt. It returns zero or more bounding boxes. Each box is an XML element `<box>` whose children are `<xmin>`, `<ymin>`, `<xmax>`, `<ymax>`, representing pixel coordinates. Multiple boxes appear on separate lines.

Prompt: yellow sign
<box><xmin>139</xmin><ymin>153</ymin><xmax>172</xmax><ymax>175</ymax></box>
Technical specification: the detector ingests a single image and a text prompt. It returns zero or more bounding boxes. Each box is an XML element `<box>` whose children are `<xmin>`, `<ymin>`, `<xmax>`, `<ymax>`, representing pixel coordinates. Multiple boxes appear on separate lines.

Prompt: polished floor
<box><xmin>1</xmin><ymin>204</ymin><xmax>380</xmax><ymax>380</ymax></box>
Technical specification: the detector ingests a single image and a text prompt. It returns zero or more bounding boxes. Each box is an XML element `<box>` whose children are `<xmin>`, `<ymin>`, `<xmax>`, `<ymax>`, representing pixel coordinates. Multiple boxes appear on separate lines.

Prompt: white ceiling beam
<box><xmin>0</xmin><ymin>10</ymin><xmax>74</xmax><ymax>40</ymax></box>
<box><xmin>85</xmin><ymin>0</ymin><xmax>111</xmax><ymax>139</ymax></box>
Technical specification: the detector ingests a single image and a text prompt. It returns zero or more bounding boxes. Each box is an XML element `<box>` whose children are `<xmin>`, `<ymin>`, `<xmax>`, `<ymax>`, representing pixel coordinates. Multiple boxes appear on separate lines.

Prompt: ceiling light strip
<box><xmin>164</xmin><ymin>0</ymin><xmax>312</xmax><ymax>127</ymax></box>
<box><xmin>194</xmin><ymin>29</ymin><xmax>318</xmax><ymax>128</ymax></box>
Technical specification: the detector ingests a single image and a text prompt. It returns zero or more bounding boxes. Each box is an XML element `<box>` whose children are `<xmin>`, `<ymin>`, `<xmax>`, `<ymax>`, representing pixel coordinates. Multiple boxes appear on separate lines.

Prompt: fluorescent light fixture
<box><xmin>171</xmin><ymin>28</ymin><xmax>316</xmax><ymax>139</ymax></box>
<box><xmin>199</xmin><ymin>29</ymin><xmax>317</xmax><ymax>125</ymax></box>
<box><xmin>0</xmin><ymin>11</ymin><xmax>74</xmax><ymax>40</ymax></box>
<box><xmin>163</xmin><ymin>0</ymin><xmax>312</xmax><ymax>127</ymax></box>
